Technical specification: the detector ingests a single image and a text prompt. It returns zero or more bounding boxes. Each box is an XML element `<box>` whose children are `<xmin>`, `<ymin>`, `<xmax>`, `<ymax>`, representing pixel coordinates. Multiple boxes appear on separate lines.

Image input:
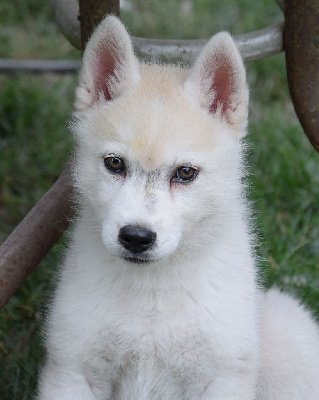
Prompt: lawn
<box><xmin>1</xmin><ymin>0</ymin><xmax>319</xmax><ymax>398</ymax></box>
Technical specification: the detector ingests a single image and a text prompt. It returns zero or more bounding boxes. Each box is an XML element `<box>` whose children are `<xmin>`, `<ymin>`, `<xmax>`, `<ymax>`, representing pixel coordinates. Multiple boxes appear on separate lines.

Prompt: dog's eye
<box><xmin>104</xmin><ymin>156</ymin><xmax>125</xmax><ymax>174</ymax></box>
<box><xmin>173</xmin><ymin>166</ymin><xmax>198</xmax><ymax>183</ymax></box>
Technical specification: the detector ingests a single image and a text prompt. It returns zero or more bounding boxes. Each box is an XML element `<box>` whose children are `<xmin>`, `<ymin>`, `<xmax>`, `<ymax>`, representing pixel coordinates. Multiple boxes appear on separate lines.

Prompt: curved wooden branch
<box><xmin>284</xmin><ymin>0</ymin><xmax>319</xmax><ymax>152</ymax></box>
<box><xmin>0</xmin><ymin>162</ymin><xmax>74</xmax><ymax>309</ymax></box>
<box><xmin>235</xmin><ymin>21</ymin><xmax>283</xmax><ymax>61</ymax></box>
<box><xmin>50</xmin><ymin>0</ymin><xmax>284</xmax><ymax>62</ymax></box>
<box><xmin>133</xmin><ymin>22</ymin><xmax>283</xmax><ymax>63</ymax></box>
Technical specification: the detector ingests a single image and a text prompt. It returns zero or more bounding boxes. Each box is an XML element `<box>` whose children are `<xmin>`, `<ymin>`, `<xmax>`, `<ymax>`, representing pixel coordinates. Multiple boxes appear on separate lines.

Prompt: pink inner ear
<box><xmin>209</xmin><ymin>59</ymin><xmax>234</xmax><ymax>116</ymax></box>
<box><xmin>93</xmin><ymin>44</ymin><xmax>120</xmax><ymax>101</ymax></box>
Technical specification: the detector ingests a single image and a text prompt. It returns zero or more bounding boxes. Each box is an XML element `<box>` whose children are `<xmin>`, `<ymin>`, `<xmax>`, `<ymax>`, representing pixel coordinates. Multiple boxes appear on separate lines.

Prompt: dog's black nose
<box><xmin>119</xmin><ymin>225</ymin><xmax>156</xmax><ymax>254</ymax></box>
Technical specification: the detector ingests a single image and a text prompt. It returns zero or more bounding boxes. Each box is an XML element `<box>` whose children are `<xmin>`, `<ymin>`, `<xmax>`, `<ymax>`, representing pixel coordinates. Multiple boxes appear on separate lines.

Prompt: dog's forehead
<box><xmin>98</xmin><ymin>64</ymin><xmax>220</xmax><ymax>170</ymax></box>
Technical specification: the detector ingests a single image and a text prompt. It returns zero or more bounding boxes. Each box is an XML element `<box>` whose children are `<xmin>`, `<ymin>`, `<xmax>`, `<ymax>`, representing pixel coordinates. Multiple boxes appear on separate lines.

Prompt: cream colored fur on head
<box><xmin>38</xmin><ymin>16</ymin><xmax>319</xmax><ymax>400</ymax></box>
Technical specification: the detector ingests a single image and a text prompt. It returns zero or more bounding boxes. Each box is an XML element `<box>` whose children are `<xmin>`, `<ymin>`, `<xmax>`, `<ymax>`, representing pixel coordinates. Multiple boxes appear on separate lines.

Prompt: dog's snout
<box><xmin>119</xmin><ymin>225</ymin><xmax>156</xmax><ymax>254</ymax></box>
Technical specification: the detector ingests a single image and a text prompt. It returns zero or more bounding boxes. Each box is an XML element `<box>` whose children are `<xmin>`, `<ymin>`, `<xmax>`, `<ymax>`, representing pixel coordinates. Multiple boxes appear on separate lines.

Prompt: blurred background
<box><xmin>1</xmin><ymin>0</ymin><xmax>319</xmax><ymax>398</ymax></box>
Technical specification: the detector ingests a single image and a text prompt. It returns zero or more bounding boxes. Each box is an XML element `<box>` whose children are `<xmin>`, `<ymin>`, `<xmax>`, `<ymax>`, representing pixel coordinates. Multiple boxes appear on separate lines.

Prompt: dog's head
<box><xmin>71</xmin><ymin>16</ymin><xmax>249</xmax><ymax>265</ymax></box>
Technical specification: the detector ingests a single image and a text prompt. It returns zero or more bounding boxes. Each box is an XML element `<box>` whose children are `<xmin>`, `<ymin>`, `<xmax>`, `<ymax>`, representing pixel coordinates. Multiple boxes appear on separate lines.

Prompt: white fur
<box><xmin>38</xmin><ymin>16</ymin><xmax>319</xmax><ymax>399</ymax></box>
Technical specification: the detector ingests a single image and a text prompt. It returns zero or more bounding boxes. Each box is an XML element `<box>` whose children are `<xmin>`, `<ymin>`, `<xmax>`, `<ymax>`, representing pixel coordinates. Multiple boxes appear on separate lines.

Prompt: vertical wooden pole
<box><xmin>79</xmin><ymin>0</ymin><xmax>120</xmax><ymax>51</ymax></box>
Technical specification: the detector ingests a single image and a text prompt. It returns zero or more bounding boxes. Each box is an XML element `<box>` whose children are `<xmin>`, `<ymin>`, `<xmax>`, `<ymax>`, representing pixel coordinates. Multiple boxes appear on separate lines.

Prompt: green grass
<box><xmin>1</xmin><ymin>0</ymin><xmax>319</xmax><ymax>398</ymax></box>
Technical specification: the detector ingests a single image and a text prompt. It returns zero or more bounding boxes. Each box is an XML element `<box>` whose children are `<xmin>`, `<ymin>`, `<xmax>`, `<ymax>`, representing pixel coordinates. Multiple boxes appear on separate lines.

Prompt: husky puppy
<box><xmin>38</xmin><ymin>16</ymin><xmax>319</xmax><ymax>400</ymax></box>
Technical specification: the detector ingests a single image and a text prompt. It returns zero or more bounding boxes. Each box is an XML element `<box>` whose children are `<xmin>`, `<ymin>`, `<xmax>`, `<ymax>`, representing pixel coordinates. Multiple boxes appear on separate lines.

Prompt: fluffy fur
<box><xmin>38</xmin><ymin>16</ymin><xmax>319</xmax><ymax>399</ymax></box>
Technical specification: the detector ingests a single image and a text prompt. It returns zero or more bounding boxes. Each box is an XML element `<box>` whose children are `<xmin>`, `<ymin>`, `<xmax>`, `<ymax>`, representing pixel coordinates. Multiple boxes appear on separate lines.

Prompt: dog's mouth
<box><xmin>123</xmin><ymin>256</ymin><xmax>153</xmax><ymax>264</ymax></box>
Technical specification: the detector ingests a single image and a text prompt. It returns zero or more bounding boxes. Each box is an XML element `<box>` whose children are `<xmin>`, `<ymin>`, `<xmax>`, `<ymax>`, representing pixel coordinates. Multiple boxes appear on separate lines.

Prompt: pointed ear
<box><xmin>75</xmin><ymin>16</ymin><xmax>140</xmax><ymax>112</ymax></box>
<box><xmin>184</xmin><ymin>32</ymin><xmax>249</xmax><ymax>137</ymax></box>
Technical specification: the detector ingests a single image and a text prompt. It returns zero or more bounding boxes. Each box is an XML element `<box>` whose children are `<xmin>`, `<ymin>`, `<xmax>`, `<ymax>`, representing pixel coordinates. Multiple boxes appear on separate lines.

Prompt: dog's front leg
<box><xmin>37</xmin><ymin>358</ymin><xmax>114</xmax><ymax>400</ymax></box>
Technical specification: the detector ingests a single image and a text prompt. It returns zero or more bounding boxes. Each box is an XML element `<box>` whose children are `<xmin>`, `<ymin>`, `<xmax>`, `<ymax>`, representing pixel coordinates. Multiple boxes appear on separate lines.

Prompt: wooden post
<box><xmin>79</xmin><ymin>0</ymin><xmax>120</xmax><ymax>51</ymax></box>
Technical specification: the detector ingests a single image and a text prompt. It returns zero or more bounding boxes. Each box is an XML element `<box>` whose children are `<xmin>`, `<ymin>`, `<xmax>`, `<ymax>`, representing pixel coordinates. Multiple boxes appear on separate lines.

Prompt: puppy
<box><xmin>38</xmin><ymin>16</ymin><xmax>319</xmax><ymax>399</ymax></box>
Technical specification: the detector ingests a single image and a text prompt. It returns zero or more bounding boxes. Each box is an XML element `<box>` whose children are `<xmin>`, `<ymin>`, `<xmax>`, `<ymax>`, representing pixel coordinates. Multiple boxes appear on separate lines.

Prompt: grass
<box><xmin>1</xmin><ymin>0</ymin><xmax>319</xmax><ymax>398</ymax></box>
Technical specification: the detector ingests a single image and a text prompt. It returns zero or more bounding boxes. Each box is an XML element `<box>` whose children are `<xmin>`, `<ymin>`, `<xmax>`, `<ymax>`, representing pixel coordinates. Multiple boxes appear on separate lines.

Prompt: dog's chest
<box><xmin>94</xmin><ymin>289</ymin><xmax>204</xmax><ymax>358</ymax></box>
<box><xmin>83</xmin><ymin>289</ymin><xmax>217</xmax><ymax>396</ymax></box>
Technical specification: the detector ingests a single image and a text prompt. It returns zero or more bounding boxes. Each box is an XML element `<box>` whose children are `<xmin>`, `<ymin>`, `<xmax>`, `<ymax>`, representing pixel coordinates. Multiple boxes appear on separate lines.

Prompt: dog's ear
<box><xmin>75</xmin><ymin>16</ymin><xmax>140</xmax><ymax>112</ymax></box>
<box><xmin>184</xmin><ymin>32</ymin><xmax>249</xmax><ymax>136</ymax></box>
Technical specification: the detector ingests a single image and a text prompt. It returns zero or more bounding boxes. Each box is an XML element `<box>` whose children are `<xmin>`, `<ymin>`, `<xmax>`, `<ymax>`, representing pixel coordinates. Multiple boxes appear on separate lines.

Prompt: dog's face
<box><xmin>72</xmin><ymin>17</ymin><xmax>249</xmax><ymax>265</ymax></box>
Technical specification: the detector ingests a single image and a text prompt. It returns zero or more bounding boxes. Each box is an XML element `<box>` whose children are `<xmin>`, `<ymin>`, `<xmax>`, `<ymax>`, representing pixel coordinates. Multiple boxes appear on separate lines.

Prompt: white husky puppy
<box><xmin>38</xmin><ymin>16</ymin><xmax>319</xmax><ymax>400</ymax></box>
